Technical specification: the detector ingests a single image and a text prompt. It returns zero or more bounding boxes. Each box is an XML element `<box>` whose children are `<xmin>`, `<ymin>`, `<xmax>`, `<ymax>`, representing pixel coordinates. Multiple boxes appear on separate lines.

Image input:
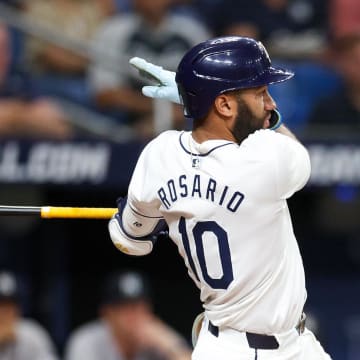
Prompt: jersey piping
<box><xmin>128</xmin><ymin>203</ymin><xmax>163</xmax><ymax>219</ymax></box>
<box><xmin>179</xmin><ymin>132</ymin><xmax>235</xmax><ymax>156</ymax></box>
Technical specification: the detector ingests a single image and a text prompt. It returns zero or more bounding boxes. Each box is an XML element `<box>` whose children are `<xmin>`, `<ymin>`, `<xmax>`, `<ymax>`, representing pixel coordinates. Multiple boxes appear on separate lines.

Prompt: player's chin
<box><xmin>263</xmin><ymin>114</ymin><xmax>271</xmax><ymax>129</ymax></box>
<box><xmin>263</xmin><ymin>119</ymin><xmax>270</xmax><ymax>129</ymax></box>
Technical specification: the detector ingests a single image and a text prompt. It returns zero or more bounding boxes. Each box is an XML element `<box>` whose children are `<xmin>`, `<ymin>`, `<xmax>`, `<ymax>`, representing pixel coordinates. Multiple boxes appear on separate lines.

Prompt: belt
<box><xmin>208</xmin><ymin>313</ymin><xmax>306</xmax><ymax>350</ymax></box>
<box><xmin>208</xmin><ymin>321</ymin><xmax>279</xmax><ymax>349</ymax></box>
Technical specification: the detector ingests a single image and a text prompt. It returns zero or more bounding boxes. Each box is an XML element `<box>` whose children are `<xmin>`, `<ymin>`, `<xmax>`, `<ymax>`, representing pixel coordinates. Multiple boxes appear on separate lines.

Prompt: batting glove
<box><xmin>129</xmin><ymin>57</ymin><xmax>181</xmax><ymax>104</ymax></box>
<box><xmin>108</xmin><ymin>197</ymin><xmax>168</xmax><ymax>256</ymax></box>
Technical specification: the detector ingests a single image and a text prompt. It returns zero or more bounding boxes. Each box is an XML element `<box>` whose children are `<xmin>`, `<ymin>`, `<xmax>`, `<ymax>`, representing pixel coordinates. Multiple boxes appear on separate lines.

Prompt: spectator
<box><xmin>215</xmin><ymin>0</ymin><xmax>328</xmax><ymax>60</ymax></box>
<box><xmin>329</xmin><ymin>0</ymin><xmax>360</xmax><ymax>39</ymax></box>
<box><xmin>307</xmin><ymin>32</ymin><xmax>360</xmax><ymax>135</ymax></box>
<box><xmin>0</xmin><ymin>23</ymin><xmax>72</xmax><ymax>139</ymax></box>
<box><xmin>0</xmin><ymin>271</ymin><xmax>59</xmax><ymax>360</ymax></box>
<box><xmin>88</xmin><ymin>0</ymin><xmax>210</xmax><ymax>138</ymax></box>
<box><xmin>64</xmin><ymin>270</ymin><xmax>191</xmax><ymax>360</ymax></box>
<box><xmin>20</xmin><ymin>0</ymin><xmax>115</xmax><ymax>105</ymax></box>
<box><xmin>22</xmin><ymin>0</ymin><xmax>114</xmax><ymax>76</ymax></box>
<box><xmin>209</xmin><ymin>1</ymin><xmax>338</xmax><ymax>131</ymax></box>
<box><xmin>0</xmin><ymin>1</ymin><xmax>23</xmax><ymax>9</ymax></box>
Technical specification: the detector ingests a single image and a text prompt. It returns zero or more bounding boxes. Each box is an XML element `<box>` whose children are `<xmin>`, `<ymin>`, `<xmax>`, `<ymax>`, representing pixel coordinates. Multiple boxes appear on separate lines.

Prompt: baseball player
<box><xmin>0</xmin><ymin>271</ymin><xmax>59</xmax><ymax>360</ymax></box>
<box><xmin>108</xmin><ymin>36</ymin><xmax>331</xmax><ymax>360</ymax></box>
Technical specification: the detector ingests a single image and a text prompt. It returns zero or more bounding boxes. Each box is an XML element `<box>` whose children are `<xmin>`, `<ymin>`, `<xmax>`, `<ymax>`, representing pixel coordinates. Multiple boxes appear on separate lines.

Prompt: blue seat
<box><xmin>29</xmin><ymin>74</ymin><xmax>92</xmax><ymax>107</ymax></box>
<box><xmin>269</xmin><ymin>61</ymin><xmax>342</xmax><ymax>131</ymax></box>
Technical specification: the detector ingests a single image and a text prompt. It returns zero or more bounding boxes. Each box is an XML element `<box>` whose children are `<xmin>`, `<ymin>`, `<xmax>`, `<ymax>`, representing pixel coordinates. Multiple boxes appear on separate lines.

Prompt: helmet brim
<box><xmin>217</xmin><ymin>66</ymin><xmax>294</xmax><ymax>95</ymax></box>
<box><xmin>258</xmin><ymin>66</ymin><xmax>294</xmax><ymax>86</ymax></box>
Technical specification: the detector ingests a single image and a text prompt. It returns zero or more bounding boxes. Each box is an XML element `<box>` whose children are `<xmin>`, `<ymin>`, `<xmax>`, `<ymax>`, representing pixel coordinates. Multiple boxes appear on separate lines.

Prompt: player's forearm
<box><xmin>95</xmin><ymin>88</ymin><xmax>153</xmax><ymax>113</ymax></box>
<box><xmin>41</xmin><ymin>45</ymin><xmax>89</xmax><ymax>74</ymax></box>
<box><xmin>0</xmin><ymin>323</ymin><xmax>16</xmax><ymax>345</ymax></box>
<box><xmin>141</xmin><ymin>318</ymin><xmax>191</xmax><ymax>360</ymax></box>
<box><xmin>149</xmin><ymin>334</ymin><xmax>191</xmax><ymax>360</ymax></box>
<box><xmin>165</xmin><ymin>347</ymin><xmax>192</xmax><ymax>360</ymax></box>
<box><xmin>0</xmin><ymin>100</ymin><xmax>27</xmax><ymax>132</ymax></box>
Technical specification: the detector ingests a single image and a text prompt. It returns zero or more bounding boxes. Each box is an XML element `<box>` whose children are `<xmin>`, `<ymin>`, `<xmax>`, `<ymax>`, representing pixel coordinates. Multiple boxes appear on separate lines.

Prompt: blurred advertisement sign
<box><xmin>308</xmin><ymin>144</ymin><xmax>360</xmax><ymax>185</ymax></box>
<box><xmin>0</xmin><ymin>141</ymin><xmax>110</xmax><ymax>185</ymax></box>
<box><xmin>0</xmin><ymin>140</ymin><xmax>359</xmax><ymax>187</ymax></box>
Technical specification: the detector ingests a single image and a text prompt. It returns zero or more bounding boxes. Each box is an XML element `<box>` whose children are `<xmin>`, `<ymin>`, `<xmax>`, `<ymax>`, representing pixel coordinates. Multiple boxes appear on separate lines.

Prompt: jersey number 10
<box><xmin>178</xmin><ymin>216</ymin><xmax>234</xmax><ymax>290</ymax></box>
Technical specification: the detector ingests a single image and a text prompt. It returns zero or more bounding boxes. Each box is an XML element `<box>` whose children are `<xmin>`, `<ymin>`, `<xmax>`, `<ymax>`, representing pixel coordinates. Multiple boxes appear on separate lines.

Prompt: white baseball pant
<box><xmin>192</xmin><ymin>317</ymin><xmax>332</xmax><ymax>360</ymax></box>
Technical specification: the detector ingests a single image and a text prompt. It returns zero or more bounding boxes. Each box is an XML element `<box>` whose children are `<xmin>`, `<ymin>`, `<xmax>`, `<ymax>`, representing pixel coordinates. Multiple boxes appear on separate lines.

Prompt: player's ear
<box><xmin>214</xmin><ymin>94</ymin><xmax>236</xmax><ymax>118</ymax></box>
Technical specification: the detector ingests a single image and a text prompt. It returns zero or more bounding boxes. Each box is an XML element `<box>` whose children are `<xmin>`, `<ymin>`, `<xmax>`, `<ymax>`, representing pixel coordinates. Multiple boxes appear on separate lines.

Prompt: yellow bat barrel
<box><xmin>40</xmin><ymin>206</ymin><xmax>118</xmax><ymax>219</ymax></box>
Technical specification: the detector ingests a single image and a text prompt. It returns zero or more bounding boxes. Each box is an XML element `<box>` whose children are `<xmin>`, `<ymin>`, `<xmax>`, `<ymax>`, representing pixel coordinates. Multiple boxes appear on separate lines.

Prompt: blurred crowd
<box><xmin>0</xmin><ymin>0</ymin><xmax>358</xmax><ymax>141</ymax></box>
<box><xmin>0</xmin><ymin>269</ymin><xmax>193</xmax><ymax>360</ymax></box>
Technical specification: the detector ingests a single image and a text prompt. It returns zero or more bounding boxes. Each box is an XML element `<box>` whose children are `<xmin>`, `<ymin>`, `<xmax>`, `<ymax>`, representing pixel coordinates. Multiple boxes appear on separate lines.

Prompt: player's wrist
<box><xmin>160</xmin><ymin>338</ymin><xmax>191</xmax><ymax>360</ymax></box>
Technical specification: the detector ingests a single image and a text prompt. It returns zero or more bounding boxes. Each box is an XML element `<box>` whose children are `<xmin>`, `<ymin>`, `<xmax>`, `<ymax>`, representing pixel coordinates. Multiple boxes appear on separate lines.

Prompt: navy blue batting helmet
<box><xmin>0</xmin><ymin>271</ymin><xmax>20</xmax><ymax>303</ymax></box>
<box><xmin>175</xmin><ymin>36</ymin><xmax>294</xmax><ymax>119</ymax></box>
<box><xmin>100</xmin><ymin>271</ymin><xmax>151</xmax><ymax>306</ymax></box>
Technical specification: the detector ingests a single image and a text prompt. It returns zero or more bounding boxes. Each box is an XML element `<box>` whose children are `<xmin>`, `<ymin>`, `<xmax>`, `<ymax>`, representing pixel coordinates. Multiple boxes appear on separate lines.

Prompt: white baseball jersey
<box><xmin>0</xmin><ymin>319</ymin><xmax>59</xmax><ymax>360</ymax></box>
<box><xmin>122</xmin><ymin>129</ymin><xmax>311</xmax><ymax>335</ymax></box>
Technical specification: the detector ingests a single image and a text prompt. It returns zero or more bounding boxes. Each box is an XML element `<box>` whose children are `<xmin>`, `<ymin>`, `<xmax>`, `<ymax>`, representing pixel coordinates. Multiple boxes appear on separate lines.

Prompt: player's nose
<box><xmin>264</xmin><ymin>90</ymin><xmax>276</xmax><ymax>110</ymax></box>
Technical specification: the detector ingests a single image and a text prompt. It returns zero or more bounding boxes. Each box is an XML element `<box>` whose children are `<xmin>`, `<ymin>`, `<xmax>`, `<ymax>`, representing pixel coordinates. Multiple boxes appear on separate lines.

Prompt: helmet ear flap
<box><xmin>178</xmin><ymin>83</ymin><xmax>200</xmax><ymax>119</ymax></box>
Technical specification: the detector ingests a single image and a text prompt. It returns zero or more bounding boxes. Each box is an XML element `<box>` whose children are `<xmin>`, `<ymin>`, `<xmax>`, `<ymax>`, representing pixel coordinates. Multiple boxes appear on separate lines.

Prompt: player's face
<box><xmin>133</xmin><ymin>0</ymin><xmax>171</xmax><ymax>19</ymax></box>
<box><xmin>231</xmin><ymin>86</ymin><xmax>276</xmax><ymax>144</ymax></box>
<box><xmin>0</xmin><ymin>301</ymin><xmax>19</xmax><ymax>342</ymax></box>
<box><xmin>102</xmin><ymin>300</ymin><xmax>152</xmax><ymax>340</ymax></box>
<box><xmin>0</xmin><ymin>25</ymin><xmax>10</xmax><ymax>81</ymax></box>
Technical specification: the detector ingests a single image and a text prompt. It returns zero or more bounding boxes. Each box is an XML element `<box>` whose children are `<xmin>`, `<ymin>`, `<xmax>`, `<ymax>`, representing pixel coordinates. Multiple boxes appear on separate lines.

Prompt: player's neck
<box><xmin>192</xmin><ymin>120</ymin><xmax>236</xmax><ymax>143</ymax></box>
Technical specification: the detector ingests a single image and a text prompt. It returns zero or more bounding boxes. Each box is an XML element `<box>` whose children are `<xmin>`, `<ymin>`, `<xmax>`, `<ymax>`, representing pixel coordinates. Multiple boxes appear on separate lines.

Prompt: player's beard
<box><xmin>231</xmin><ymin>97</ymin><xmax>266</xmax><ymax>144</ymax></box>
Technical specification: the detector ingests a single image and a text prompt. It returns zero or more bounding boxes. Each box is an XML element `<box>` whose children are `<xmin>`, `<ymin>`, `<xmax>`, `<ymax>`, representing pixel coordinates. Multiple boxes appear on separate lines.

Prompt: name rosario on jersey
<box><xmin>157</xmin><ymin>174</ymin><xmax>245</xmax><ymax>212</ymax></box>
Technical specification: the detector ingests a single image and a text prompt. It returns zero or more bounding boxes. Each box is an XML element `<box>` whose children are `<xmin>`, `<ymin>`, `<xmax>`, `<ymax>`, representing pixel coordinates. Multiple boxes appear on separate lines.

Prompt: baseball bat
<box><xmin>0</xmin><ymin>205</ymin><xmax>118</xmax><ymax>219</ymax></box>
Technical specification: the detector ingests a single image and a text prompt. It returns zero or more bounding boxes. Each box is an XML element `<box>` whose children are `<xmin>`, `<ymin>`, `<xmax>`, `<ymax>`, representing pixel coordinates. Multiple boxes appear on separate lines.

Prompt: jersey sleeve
<box><xmin>268</xmin><ymin>133</ymin><xmax>311</xmax><ymax>199</ymax></box>
<box><xmin>272</xmin><ymin>132</ymin><xmax>311</xmax><ymax>199</ymax></box>
<box><xmin>127</xmin><ymin>139</ymin><xmax>163</xmax><ymax>216</ymax></box>
<box><xmin>244</xmin><ymin>130</ymin><xmax>311</xmax><ymax>200</ymax></box>
<box><xmin>122</xmin><ymin>137</ymin><xmax>166</xmax><ymax>238</ymax></box>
